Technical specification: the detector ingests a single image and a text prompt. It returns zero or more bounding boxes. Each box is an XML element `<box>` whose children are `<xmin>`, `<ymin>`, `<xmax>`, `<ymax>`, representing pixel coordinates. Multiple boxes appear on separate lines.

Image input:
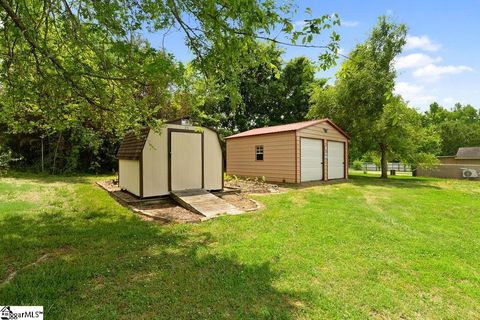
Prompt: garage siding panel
<box><xmin>203</xmin><ymin>128</ymin><xmax>223</xmax><ymax>190</ymax></box>
<box><xmin>226</xmin><ymin>132</ymin><xmax>296</xmax><ymax>183</ymax></box>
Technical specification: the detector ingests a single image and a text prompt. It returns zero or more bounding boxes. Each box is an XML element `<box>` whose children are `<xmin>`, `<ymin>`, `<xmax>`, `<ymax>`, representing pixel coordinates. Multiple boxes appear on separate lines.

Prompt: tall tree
<box><xmin>195</xmin><ymin>46</ymin><xmax>319</xmax><ymax>134</ymax></box>
<box><xmin>276</xmin><ymin>56</ymin><xmax>316</xmax><ymax>124</ymax></box>
<box><xmin>309</xmin><ymin>17</ymin><xmax>438</xmax><ymax>178</ymax></box>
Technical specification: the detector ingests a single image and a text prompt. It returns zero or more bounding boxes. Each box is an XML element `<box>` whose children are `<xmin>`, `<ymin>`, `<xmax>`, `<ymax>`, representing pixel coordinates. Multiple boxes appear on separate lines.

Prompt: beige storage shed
<box><xmin>117</xmin><ymin>118</ymin><xmax>223</xmax><ymax>197</ymax></box>
<box><xmin>225</xmin><ymin>119</ymin><xmax>350</xmax><ymax>183</ymax></box>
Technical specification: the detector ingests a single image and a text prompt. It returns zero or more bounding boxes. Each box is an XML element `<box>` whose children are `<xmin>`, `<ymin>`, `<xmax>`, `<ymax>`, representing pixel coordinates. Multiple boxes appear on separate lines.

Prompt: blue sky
<box><xmin>144</xmin><ymin>0</ymin><xmax>480</xmax><ymax>112</ymax></box>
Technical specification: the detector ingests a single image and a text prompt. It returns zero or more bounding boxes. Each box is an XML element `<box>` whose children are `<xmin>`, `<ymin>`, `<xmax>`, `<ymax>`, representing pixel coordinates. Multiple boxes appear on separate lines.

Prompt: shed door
<box><xmin>170</xmin><ymin>132</ymin><xmax>202</xmax><ymax>191</ymax></box>
<box><xmin>327</xmin><ymin>141</ymin><xmax>345</xmax><ymax>180</ymax></box>
<box><xmin>301</xmin><ymin>138</ymin><xmax>323</xmax><ymax>182</ymax></box>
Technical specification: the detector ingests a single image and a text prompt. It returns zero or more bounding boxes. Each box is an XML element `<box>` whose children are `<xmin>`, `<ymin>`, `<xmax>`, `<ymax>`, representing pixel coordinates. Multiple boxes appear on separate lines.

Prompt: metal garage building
<box><xmin>117</xmin><ymin>118</ymin><xmax>223</xmax><ymax>197</ymax></box>
<box><xmin>225</xmin><ymin>119</ymin><xmax>350</xmax><ymax>183</ymax></box>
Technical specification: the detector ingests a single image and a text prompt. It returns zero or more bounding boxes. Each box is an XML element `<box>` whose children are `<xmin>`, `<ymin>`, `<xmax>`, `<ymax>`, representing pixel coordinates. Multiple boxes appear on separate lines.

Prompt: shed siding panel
<box><xmin>142</xmin><ymin>124</ymin><xmax>223</xmax><ymax>197</ymax></box>
<box><xmin>296</xmin><ymin>122</ymin><xmax>348</xmax><ymax>181</ymax></box>
<box><xmin>203</xmin><ymin>128</ymin><xmax>223</xmax><ymax>190</ymax></box>
<box><xmin>226</xmin><ymin>132</ymin><xmax>296</xmax><ymax>183</ymax></box>
<box><xmin>142</xmin><ymin>129</ymin><xmax>169</xmax><ymax>197</ymax></box>
<box><xmin>119</xmin><ymin>159</ymin><xmax>140</xmax><ymax>196</ymax></box>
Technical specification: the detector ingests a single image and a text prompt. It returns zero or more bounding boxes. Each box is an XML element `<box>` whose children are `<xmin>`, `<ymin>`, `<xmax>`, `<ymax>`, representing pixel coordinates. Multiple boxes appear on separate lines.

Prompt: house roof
<box><xmin>456</xmin><ymin>147</ymin><xmax>480</xmax><ymax>159</ymax></box>
<box><xmin>225</xmin><ymin>119</ymin><xmax>350</xmax><ymax>140</ymax></box>
<box><xmin>116</xmin><ymin>127</ymin><xmax>150</xmax><ymax>160</ymax></box>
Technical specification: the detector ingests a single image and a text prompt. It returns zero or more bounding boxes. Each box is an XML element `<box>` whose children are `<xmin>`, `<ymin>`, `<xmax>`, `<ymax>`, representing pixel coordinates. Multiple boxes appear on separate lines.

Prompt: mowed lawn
<box><xmin>0</xmin><ymin>173</ymin><xmax>479</xmax><ymax>319</ymax></box>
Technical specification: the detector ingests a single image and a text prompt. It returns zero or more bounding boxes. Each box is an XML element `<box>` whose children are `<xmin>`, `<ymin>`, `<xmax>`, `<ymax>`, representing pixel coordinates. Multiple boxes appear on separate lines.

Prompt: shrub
<box><xmin>352</xmin><ymin>160</ymin><xmax>363</xmax><ymax>170</ymax></box>
<box><xmin>0</xmin><ymin>146</ymin><xmax>22</xmax><ymax>175</ymax></box>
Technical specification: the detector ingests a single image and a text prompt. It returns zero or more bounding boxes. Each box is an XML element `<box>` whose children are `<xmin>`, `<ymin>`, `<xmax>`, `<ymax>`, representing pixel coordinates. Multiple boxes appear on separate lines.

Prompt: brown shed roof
<box><xmin>225</xmin><ymin>119</ymin><xmax>350</xmax><ymax>140</ymax></box>
<box><xmin>456</xmin><ymin>147</ymin><xmax>480</xmax><ymax>159</ymax></box>
<box><xmin>116</xmin><ymin>128</ymin><xmax>150</xmax><ymax>160</ymax></box>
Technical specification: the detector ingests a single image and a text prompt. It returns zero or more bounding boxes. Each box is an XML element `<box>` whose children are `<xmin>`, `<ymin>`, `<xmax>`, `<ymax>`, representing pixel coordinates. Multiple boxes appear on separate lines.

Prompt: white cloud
<box><xmin>341</xmin><ymin>20</ymin><xmax>359</xmax><ymax>27</ymax></box>
<box><xmin>443</xmin><ymin>97</ymin><xmax>454</xmax><ymax>104</ymax></box>
<box><xmin>395</xmin><ymin>82</ymin><xmax>436</xmax><ymax>108</ymax></box>
<box><xmin>413</xmin><ymin>64</ymin><xmax>473</xmax><ymax>81</ymax></box>
<box><xmin>395</xmin><ymin>53</ymin><xmax>442</xmax><ymax>70</ymax></box>
<box><xmin>405</xmin><ymin>35</ymin><xmax>441</xmax><ymax>52</ymax></box>
<box><xmin>294</xmin><ymin>20</ymin><xmax>307</xmax><ymax>29</ymax></box>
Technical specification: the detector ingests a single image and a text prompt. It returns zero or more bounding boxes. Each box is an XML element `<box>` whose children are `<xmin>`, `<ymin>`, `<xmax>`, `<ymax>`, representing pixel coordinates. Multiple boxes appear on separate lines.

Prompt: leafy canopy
<box><xmin>309</xmin><ymin>16</ymin><xmax>439</xmax><ymax>177</ymax></box>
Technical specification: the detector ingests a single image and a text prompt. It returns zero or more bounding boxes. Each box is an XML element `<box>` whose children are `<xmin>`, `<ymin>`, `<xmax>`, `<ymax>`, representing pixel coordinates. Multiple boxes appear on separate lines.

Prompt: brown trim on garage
<box><xmin>294</xmin><ymin>132</ymin><xmax>298</xmax><ymax>183</ymax></box>
<box><xmin>344</xmin><ymin>141</ymin><xmax>348</xmax><ymax>180</ymax></box>
<box><xmin>322</xmin><ymin>139</ymin><xmax>326</xmax><ymax>181</ymax></box>
<box><xmin>324</xmin><ymin>140</ymin><xmax>328</xmax><ymax>180</ymax></box>
<box><xmin>167</xmin><ymin>128</ymin><xmax>204</xmax><ymax>192</ymax></box>
<box><xmin>299</xmin><ymin>136</ymin><xmax>302</xmax><ymax>182</ymax></box>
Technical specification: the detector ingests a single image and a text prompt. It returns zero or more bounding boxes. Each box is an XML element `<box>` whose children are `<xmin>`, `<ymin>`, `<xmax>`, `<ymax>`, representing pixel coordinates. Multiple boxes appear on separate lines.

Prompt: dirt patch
<box><xmin>225</xmin><ymin>178</ymin><xmax>283</xmax><ymax>194</ymax></box>
<box><xmin>97</xmin><ymin>180</ymin><xmax>260</xmax><ymax>223</ymax></box>
<box><xmin>219</xmin><ymin>194</ymin><xmax>261</xmax><ymax>212</ymax></box>
<box><xmin>135</xmin><ymin>200</ymin><xmax>203</xmax><ymax>223</ymax></box>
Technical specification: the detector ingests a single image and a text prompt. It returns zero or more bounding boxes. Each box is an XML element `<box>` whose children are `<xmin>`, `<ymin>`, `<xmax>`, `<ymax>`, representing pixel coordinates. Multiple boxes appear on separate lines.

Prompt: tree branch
<box><xmin>0</xmin><ymin>0</ymin><xmax>108</xmax><ymax>110</ymax></box>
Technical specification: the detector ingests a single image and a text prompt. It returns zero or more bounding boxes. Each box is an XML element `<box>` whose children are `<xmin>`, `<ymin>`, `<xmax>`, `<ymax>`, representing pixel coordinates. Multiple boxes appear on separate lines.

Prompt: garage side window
<box><xmin>255</xmin><ymin>145</ymin><xmax>264</xmax><ymax>161</ymax></box>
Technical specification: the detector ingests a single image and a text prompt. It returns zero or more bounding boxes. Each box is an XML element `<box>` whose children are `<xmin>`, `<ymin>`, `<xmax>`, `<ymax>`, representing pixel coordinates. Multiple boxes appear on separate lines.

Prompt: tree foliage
<box><xmin>195</xmin><ymin>43</ymin><xmax>319</xmax><ymax>134</ymax></box>
<box><xmin>0</xmin><ymin>0</ymin><xmax>341</xmax><ymax>172</ymax></box>
<box><xmin>309</xmin><ymin>17</ymin><xmax>439</xmax><ymax>178</ymax></box>
<box><xmin>423</xmin><ymin>102</ymin><xmax>480</xmax><ymax>156</ymax></box>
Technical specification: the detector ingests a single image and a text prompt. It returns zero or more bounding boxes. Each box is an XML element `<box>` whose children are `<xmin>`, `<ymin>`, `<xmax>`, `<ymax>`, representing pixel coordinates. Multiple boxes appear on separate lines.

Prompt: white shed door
<box><xmin>301</xmin><ymin>138</ymin><xmax>323</xmax><ymax>182</ymax></box>
<box><xmin>171</xmin><ymin>132</ymin><xmax>202</xmax><ymax>191</ymax></box>
<box><xmin>327</xmin><ymin>141</ymin><xmax>345</xmax><ymax>179</ymax></box>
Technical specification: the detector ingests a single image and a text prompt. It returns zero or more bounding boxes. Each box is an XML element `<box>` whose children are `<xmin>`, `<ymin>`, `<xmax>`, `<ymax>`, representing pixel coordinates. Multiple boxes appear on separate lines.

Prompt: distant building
<box><xmin>438</xmin><ymin>147</ymin><xmax>480</xmax><ymax>165</ymax></box>
<box><xmin>417</xmin><ymin>147</ymin><xmax>480</xmax><ymax>179</ymax></box>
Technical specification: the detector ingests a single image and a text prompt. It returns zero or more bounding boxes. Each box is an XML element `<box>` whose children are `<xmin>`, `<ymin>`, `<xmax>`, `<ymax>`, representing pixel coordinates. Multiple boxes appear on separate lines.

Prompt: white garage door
<box><xmin>171</xmin><ymin>132</ymin><xmax>202</xmax><ymax>190</ymax></box>
<box><xmin>328</xmin><ymin>141</ymin><xmax>345</xmax><ymax>180</ymax></box>
<box><xmin>301</xmin><ymin>138</ymin><xmax>323</xmax><ymax>182</ymax></box>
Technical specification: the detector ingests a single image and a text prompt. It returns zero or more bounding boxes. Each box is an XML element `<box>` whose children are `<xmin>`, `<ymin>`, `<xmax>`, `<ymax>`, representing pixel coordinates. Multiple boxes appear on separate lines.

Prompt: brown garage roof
<box><xmin>456</xmin><ymin>147</ymin><xmax>480</xmax><ymax>159</ymax></box>
<box><xmin>225</xmin><ymin>118</ymin><xmax>350</xmax><ymax>139</ymax></box>
<box><xmin>116</xmin><ymin>128</ymin><xmax>150</xmax><ymax>160</ymax></box>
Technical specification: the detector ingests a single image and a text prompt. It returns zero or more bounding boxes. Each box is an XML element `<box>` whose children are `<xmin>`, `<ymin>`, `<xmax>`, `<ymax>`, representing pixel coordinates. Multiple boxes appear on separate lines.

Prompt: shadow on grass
<box><xmin>2</xmin><ymin>171</ymin><xmax>109</xmax><ymax>185</ymax></box>
<box><xmin>0</xmin><ymin>206</ymin><xmax>304</xmax><ymax>319</ymax></box>
<box><xmin>279</xmin><ymin>174</ymin><xmax>442</xmax><ymax>191</ymax></box>
<box><xmin>347</xmin><ymin>174</ymin><xmax>442</xmax><ymax>190</ymax></box>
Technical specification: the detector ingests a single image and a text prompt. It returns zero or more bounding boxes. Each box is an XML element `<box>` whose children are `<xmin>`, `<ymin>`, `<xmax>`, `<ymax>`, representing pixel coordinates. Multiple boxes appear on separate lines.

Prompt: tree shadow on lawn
<box><xmin>281</xmin><ymin>174</ymin><xmax>441</xmax><ymax>191</ymax></box>
<box><xmin>0</xmin><ymin>209</ymin><xmax>306</xmax><ymax>319</ymax></box>
<box><xmin>347</xmin><ymin>174</ymin><xmax>442</xmax><ymax>190</ymax></box>
<box><xmin>2</xmin><ymin>171</ymin><xmax>108</xmax><ymax>185</ymax></box>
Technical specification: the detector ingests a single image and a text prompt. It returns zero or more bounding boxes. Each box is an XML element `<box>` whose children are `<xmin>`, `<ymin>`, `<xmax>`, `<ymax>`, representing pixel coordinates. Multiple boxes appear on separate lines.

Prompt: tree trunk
<box><xmin>41</xmin><ymin>137</ymin><xmax>44</xmax><ymax>172</ymax></box>
<box><xmin>380</xmin><ymin>145</ymin><xmax>388</xmax><ymax>179</ymax></box>
<box><xmin>52</xmin><ymin>133</ymin><xmax>62</xmax><ymax>174</ymax></box>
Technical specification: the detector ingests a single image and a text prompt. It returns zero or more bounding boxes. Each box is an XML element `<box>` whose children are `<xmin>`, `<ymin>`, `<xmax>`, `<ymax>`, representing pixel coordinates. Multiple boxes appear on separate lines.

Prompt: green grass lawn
<box><xmin>0</xmin><ymin>172</ymin><xmax>479</xmax><ymax>319</ymax></box>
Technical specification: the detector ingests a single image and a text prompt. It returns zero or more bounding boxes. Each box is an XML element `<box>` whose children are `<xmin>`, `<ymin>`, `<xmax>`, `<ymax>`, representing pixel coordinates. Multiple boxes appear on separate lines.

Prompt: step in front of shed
<box><xmin>171</xmin><ymin>189</ymin><xmax>243</xmax><ymax>219</ymax></box>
